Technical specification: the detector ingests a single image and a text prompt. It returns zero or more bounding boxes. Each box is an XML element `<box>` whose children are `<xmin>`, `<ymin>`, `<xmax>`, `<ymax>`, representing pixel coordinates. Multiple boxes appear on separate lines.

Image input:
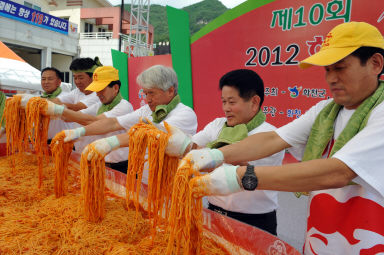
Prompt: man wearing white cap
<box><xmin>46</xmin><ymin>66</ymin><xmax>133</xmax><ymax>173</ymax></box>
<box><xmin>182</xmin><ymin>22</ymin><xmax>384</xmax><ymax>254</ymax></box>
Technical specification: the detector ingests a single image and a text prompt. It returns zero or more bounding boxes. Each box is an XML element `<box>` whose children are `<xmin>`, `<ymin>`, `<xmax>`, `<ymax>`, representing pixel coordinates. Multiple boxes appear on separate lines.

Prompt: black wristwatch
<box><xmin>241</xmin><ymin>165</ymin><xmax>258</xmax><ymax>191</ymax></box>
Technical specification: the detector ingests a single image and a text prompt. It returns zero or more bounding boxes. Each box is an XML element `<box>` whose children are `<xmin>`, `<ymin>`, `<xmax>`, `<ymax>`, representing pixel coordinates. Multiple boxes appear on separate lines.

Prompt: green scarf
<box><xmin>296</xmin><ymin>81</ymin><xmax>384</xmax><ymax>197</ymax></box>
<box><xmin>97</xmin><ymin>93</ymin><xmax>123</xmax><ymax>115</ymax></box>
<box><xmin>0</xmin><ymin>92</ymin><xmax>6</xmax><ymax>127</ymax></box>
<box><xmin>207</xmin><ymin>110</ymin><xmax>266</xmax><ymax>149</ymax></box>
<box><xmin>151</xmin><ymin>94</ymin><xmax>180</xmax><ymax>123</ymax></box>
<box><xmin>41</xmin><ymin>87</ymin><xmax>62</xmax><ymax>99</ymax></box>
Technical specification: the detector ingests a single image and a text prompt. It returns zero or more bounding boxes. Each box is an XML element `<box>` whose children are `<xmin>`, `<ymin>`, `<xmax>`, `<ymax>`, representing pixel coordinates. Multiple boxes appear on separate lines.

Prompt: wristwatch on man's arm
<box><xmin>241</xmin><ymin>164</ymin><xmax>258</xmax><ymax>190</ymax></box>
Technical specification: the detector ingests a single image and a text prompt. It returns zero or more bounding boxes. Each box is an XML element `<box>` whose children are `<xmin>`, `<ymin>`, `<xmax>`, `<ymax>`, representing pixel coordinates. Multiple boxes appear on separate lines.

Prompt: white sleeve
<box><xmin>161</xmin><ymin>106</ymin><xmax>197</xmax><ymax>136</ymax></box>
<box><xmin>80</xmin><ymin>103</ymin><xmax>99</xmax><ymax>115</ymax></box>
<box><xmin>192</xmin><ymin>118</ymin><xmax>225</xmax><ymax>147</ymax></box>
<box><xmin>116</xmin><ymin>106</ymin><xmax>146</xmax><ymax>131</ymax></box>
<box><xmin>57</xmin><ymin>90</ymin><xmax>76</xmax><ymax>104</ymax></box>
<box><xmin>333</xmin><ymin>102</ymin><xmax>384</xmax><ymax>197</ymax></box>
<box><xmin>276</xmin><ymin>99</ymin><xmax>331</xmax><ymax>151</ymax></box>
<box><xmin>80</xmin><ymin>92</ymin><xmax>99</xmax><ymax>107</ymax></box>
<box><xmin>104</xmin><ymin>100</ymin><xmax>134</xmax><ymax>118</ymax></box>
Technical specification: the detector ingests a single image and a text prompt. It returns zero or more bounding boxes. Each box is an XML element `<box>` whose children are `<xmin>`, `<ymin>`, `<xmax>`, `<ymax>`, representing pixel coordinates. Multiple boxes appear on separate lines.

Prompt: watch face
<box><xmin>242</xmin><ymin>175</ymin><xmax>258</xmax><ymax>191</ymax></box>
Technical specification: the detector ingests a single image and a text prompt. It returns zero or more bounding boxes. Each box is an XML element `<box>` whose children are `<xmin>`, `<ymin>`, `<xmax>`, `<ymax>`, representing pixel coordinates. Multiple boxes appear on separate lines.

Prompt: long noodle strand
<box><xmin>3</xmin><ymin>96</ymin><xmax>29</xmax><ymax>166</ymax></box>
<box><xmin>25</xmin><ymin>97</ymin><xmax>50</xmax><ymax>188</ymax></box>
<box><xmin>80</xmin><ymin>144</ymin><xmax>106</xmax><ymax>222</ymax></box>
<box><xmin>50</xmin><ymin>131</ymin><xmax>74</xmax><ymax>198</ymax></box>
<box><xmin>166</xmin><ymin>159</ymin><xmax>204</xmax><ymax>254</ymax></box>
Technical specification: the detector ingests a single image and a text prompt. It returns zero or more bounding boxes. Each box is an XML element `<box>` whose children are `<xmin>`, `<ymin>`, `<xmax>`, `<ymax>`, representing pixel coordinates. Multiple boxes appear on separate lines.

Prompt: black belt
<box><xmin>208</xmin><ymin>203</ymin><xmax>275</xmax><ymax>218</ymax></box>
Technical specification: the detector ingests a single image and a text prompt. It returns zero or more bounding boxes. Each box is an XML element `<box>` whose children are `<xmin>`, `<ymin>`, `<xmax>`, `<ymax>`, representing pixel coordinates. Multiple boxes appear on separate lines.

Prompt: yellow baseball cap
<box><xmin>85</xmin><ymin>66</ymin><xmax>119</xmax><ymax>92</ymax></box>
<box><xmin>299</xmin><ymin>22</ymin><xmax>384</xmax><ymax>69</ymax></box>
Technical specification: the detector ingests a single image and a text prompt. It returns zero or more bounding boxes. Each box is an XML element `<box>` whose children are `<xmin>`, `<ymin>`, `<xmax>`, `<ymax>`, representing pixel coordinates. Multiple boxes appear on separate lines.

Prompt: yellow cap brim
<box><xmin>299</xmin><ymin>46</ymin><xmax>359</xmax><ymax>69</ymax></box>
<box><xmin>85</xmin><ymin>80</ymin><xmax>111</xmax><ymax>92</ymax></box>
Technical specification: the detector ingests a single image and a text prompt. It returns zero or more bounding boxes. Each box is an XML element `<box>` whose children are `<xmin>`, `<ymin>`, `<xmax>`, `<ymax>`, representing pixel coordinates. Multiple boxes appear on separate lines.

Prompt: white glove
<box><xmin>19</xmin><ymin>94</ymin><xmax>37</xmax><ymax>108</ymax></box>
<box><xmin>165</xmin><ymin>125</ymin><xmax>192</xmax><ymax>157</ymax></box>
<box><xmin>191</xmin><ymin>164</ymin><xmax>242</xmax><ymax>197</ymax></box>
<box><xmin>63</xmin><ymin>127</ymin><xmax>86</xmax><ymax>142</ymax></box>
<box><xmin>184</xmin><ymin>148</ymin><xmax>224</xmax><ymax>172</ymax></box>
<box><xmin>44</xmin><ymin>101</ymin><xmax>65</xmax><ymax>116</ymax></box>
<box><xmin>82</xmin><ymin>136</ymin><xmax>120</xmax><ymax>161</ymax></box>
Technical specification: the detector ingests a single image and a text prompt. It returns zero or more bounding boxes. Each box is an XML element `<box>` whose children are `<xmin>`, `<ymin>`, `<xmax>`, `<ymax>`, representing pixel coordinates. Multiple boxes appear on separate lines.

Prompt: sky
<box><xmin>107</xmin><ymin>0</ymin><xmax>248</xmax><ymax>9</ymax></box>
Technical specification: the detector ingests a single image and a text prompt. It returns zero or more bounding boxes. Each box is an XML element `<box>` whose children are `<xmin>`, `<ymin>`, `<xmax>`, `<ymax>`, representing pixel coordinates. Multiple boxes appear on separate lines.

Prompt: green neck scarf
<box><xmin>97</xmin><ymin>93</ymin><xmax>123</xmax><ymax>115</ymax></box>
<box><xmin>296</xmin><ymin>81</ymin><xmax>384</xmax><ymax>197</ymax></box>
<box><xmin>0</xmin><ymin>92</ymin><xmax>6</xmax><ymax>127</ymax></box>
<box><xmin>151</xmin><ymin>94</ymin><xmax>180</xmax><ymax>123</ymax></box>
<box><xmin>41</xmin><ymin>87</ymin><xmax>62</xmax><ymax>99</ymax></box>
<box><xmin>207</xmin><ymin>110</ymin><xmax>266</xmax><ymax>149</ymax></box>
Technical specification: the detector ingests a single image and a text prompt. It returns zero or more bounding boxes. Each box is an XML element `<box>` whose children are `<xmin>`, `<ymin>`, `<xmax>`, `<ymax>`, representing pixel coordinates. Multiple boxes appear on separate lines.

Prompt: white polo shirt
<box><xmin>193</xmin><ymin>117</ymin><xmax>284</xmax><ymax>214</ymax></box>
<box><xmin>75</xmin><ymin>99</ymin><xmax>134</xmax><ymax>163</ymax></box>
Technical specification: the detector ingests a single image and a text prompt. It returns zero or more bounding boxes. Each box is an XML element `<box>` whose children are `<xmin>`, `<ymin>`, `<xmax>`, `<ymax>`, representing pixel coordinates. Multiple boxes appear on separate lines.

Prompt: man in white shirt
<box><xmin>166</xmin><ymin>69</ymin><xmax>284</xmax><ymax>234</ymax></box>
<box><xmin>51</xmin><ymin>57</ymin><xmax>100</xmax><ymax>111</ymax></box>
<box><xmin>183</xmin><ymin>22</ymin><xmax>384</xmax><ymax>254</ymax></box>
<box><xmin>40</xmin><ymin>67</ymin><xmax>70</xmax><ymax>140</ymax></box>
<box><xmin>61</xmin><ymin>65</ymin><xmax>197</xmax><ymax>178</ymax></box>
<box><xmin>45</xmin><ymin>66</ymin><xmax>133</xmax><ymax>173</ymax></box>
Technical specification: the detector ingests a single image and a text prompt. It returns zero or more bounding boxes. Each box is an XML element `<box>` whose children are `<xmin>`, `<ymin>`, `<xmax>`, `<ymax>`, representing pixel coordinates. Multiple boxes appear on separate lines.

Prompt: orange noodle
<box><xmin>50</xmin><ymin>131</ymin><xmax>74</xmax><ymax>198</ymax></box>
<box><xmin>25</xmin><ymin>97</ymin><xmax>50</xmax><ymax>188</ymax></box>
<box><xmin>166</xmin><ymin>159</ymin><xmax>204</xmax><ymax>254</ymax></box>
<box><xmin>3</xmin><ymin>96</ymin><xmax>29</xmax><ymax>163</ymax></box>
<box><xmin>126</xmin><ymin>120</ymin><xmax>178</xmax><ymax>235</ymax></box>
<box><xmin>80</xmin><ymin>143</ymin><xmax>106</xmax><ymax>222</ymax></box>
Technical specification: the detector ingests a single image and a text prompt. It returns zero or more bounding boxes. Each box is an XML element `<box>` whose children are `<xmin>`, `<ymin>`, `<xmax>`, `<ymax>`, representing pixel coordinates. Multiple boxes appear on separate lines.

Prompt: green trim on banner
<box><xmin>111</xmin><ymin>49</ymin><xmax>129</xmax><ymax>100</ymax></box>
<box><xmin>191</xmin><ymin>0</ymin><xmax>276</xmax><ymax>43</ymax></box>
<box><xmin>166</xmin><ymin>6</ymin><xmax>194</xmax><ymax>109</ymax></box>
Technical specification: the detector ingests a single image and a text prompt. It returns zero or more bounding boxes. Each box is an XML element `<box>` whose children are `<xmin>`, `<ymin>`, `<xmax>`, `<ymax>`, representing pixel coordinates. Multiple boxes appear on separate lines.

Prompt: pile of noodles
<box><xmin>0</xmin><ymin>152</ymin><xmax>230</xmax><ymax>254</ymax></box>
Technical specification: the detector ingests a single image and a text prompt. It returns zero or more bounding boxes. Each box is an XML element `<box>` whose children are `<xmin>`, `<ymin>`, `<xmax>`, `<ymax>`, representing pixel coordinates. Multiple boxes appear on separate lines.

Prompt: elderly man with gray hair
<box><xmin>61</xmin><ymin>65</ymin><xmax>197</xmax><ymax>180</ymax></box>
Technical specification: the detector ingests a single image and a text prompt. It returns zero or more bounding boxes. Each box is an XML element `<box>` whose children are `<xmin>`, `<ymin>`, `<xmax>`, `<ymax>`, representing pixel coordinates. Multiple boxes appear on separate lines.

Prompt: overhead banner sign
<box><xmin>0</xmin><ymin>0</ymin><xmax>69</xmax><ymax>34</ymax></box>
<box><xmin>190</xmin><ymin>0</ymin><xmax>384</xmax><ymax>130</ymax></box>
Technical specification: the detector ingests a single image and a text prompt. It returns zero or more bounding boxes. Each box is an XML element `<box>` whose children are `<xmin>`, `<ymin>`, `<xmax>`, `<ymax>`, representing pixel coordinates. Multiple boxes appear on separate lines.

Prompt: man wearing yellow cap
<box><xmin>46</xmin><ymin>66</ymin><xmax>134</xmax><ymax>173</ymax></box>
<box><xmin>61</xmin><ymin>65</ymin><xmax>197</xmax><ymax>181</ymax></box>
<box><xmin>182</xmin><ymin>22</ymin><xmax>384</xmax><ymax>254</ymax></box>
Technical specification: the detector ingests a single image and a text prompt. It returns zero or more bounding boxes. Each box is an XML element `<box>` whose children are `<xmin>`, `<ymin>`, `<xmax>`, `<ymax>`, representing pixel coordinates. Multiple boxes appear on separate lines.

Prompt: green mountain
<box><xmin>121</xmin><ymin>0</ymin><xmax>228</xmax><ymax>43</ymax></box>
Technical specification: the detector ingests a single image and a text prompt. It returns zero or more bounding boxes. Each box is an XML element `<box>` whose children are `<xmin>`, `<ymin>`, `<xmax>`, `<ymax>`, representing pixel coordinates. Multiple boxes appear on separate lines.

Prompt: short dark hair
<box><xmin>41</xmin><ymin>67</ymin><xmax>63</xmax><ymax>81</ymax></box>
<box><xmin>107</xmin><ymin>80</ymin><xmax>121</xmax><ymax>92</ymax></box>
<box><xmin>70</xmin><ymin>58</ymin><xmax>96</xmax><ymax>78</ymax></box>
<box><xmin>219</xmin><ymin>69</ymin><xmax>264</xmax><ymax>107</ymax></box>
<box><xmin>351</xmin><ymin>46</ymin><xmax>384</xmax><ymax>79</ymax></box>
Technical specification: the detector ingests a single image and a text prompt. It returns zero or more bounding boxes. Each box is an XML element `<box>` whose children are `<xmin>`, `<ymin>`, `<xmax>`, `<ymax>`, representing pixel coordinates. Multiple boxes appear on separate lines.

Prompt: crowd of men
<box><xmin>3</xmin><ymin>21</ymin><xmax>384</xmax><ymax>254</ymax></box>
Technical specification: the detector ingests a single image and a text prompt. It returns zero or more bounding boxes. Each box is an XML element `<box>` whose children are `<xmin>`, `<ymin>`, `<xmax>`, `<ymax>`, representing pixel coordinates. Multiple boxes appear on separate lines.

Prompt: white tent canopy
<box><xmin>0</xmin><ymin>57</ymin><xmax>42</xmax><ymax>92</ymax></box>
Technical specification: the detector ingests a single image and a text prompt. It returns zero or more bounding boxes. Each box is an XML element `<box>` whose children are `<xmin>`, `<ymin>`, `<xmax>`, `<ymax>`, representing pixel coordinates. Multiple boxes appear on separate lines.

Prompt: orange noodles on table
<box><xmin>126</xmin><ymin>120</ymin><xmax>179</xmax><ymax>233</ymax></box>
<box><xmin>50</xmin><ymin>131</ymin><xmax>74</xmax><ymax>198</ymax></box>
<box><xmin>2</xmin><ymin>96</ymin><xmax>29</xmax><ymax>161</ymax></box>
<box><xmin>166</xmin><ymin>158</ymin><xmax>204</xmax><ymax>255</ymax></box>
<box><xmin>80</xmin><ymin>143</ymin><xmax>106</xmax><ymax>222</ymax></box>
<box><xmin>25</xmin><ymin>97</ymin><xmax>50</xmax><ymax>188</ymax></box>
